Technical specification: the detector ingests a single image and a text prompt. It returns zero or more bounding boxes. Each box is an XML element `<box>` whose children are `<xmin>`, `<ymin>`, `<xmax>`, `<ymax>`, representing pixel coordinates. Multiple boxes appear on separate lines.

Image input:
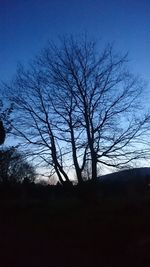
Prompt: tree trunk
<box><xmin>55</xmin><ymin>166</ymin><xmax>64</xmax><ymax>184</ymax></box>
<box><xmin>70</xmin><ymin>124</ymin><xmax>83</xmax><ymax>183</ymax></box>
<box><xmin>91</xmin><ymin>151</ymin><xmax>97</xmax><ymax>180</ymax></box>
<box><xmin>51</xmin><ymin>135</ymin><xmax>70</xmax><ymax>183</ymax></box>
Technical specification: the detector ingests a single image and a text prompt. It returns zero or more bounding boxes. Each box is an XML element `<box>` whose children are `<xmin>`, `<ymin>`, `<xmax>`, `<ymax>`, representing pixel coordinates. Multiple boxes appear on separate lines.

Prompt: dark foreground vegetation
<box><xmin>0</xmin><ymin>179</ymin><xmax>150</xmax><ymax>267</ymax></box>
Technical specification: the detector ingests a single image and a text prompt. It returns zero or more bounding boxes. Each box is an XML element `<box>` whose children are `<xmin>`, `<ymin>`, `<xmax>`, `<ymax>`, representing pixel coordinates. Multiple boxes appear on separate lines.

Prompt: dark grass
<box><xmin>0</xmin><ymin>182</ymin><xmax>150</xmax><ymax>267</ymax></box>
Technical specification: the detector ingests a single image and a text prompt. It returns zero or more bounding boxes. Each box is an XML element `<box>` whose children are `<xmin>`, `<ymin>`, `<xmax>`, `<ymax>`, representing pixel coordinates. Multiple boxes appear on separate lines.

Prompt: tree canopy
<box><xmin>0</xmin><ymin>99</ymin><xmax>13</xmax><ymax>145</ymax></box>
<box><xmin>4</xmin><ymin>36</ymin><xmax>150</xmax><ymax>184</ymax></box>
<box><xmin>0</xmin><ymin>147</ymin><xmax>36</xmax><ymax>184</ymax></box>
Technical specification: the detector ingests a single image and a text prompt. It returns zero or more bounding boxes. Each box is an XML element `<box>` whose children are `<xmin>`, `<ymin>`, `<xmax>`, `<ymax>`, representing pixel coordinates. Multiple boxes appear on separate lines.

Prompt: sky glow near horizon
<box><xmin>1</xmin><ymin>0</ymin><xmax>150</xmax><ymax>176</ymax></box>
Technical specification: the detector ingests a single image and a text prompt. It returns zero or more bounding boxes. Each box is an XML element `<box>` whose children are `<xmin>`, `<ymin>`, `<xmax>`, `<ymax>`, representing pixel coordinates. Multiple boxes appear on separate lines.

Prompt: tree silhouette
<box><xmin>5</xmin><ymin>35</ymin><xmax>150</xmax><ymax>183</ymax></box>
<box><xmin>0</xmin><ymin>120</ymin><xmax>5</xmax><ymax>145</ymax></box>
<box><xmin>0</xmin><ymin>99</ymin><xmax>13</xmax><ymax>145</ymax></box>
<box><xmin>0</xmin><ymin>147</ymin><xmax>36</xmax><ymax>184</ymax></box>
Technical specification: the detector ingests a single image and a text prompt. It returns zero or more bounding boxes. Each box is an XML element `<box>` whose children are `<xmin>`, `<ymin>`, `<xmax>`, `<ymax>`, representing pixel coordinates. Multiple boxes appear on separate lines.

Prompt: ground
<box><xmin>0</xmin><ymin>189</ymin><xmax>150</xmax><ymax>267</ymax></box>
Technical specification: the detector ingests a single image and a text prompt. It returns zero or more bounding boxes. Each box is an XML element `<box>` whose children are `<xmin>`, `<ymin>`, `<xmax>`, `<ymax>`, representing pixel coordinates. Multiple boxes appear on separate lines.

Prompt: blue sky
<box><xmin>0</xmin><ymin>0</ymin><xmax>150</xmax><ymax>83</ymax></box>
<box><xmin>1</xmin><ymin>0</ymin><xmax>150</xmax><ymax>176</ymax></box>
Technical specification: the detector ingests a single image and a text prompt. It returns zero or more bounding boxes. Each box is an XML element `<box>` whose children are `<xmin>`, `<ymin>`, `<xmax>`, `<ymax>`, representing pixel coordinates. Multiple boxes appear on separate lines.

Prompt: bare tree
<box><xmin>4</xmin><ymin>36</ymin><xmax>150</xmax><ymax>183</ymax></box>
<box><xmin>36</xmin><ymin>36</ymin><xmax>150</xmax><ymax>180</ymax></box>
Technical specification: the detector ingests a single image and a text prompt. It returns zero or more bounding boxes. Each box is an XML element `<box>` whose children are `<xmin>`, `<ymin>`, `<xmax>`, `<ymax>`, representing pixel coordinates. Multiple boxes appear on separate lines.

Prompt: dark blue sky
<box><xmin>0</xmin><ymin>0</ymin><xmax>150</xmax><ymax>83</ymax></box>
